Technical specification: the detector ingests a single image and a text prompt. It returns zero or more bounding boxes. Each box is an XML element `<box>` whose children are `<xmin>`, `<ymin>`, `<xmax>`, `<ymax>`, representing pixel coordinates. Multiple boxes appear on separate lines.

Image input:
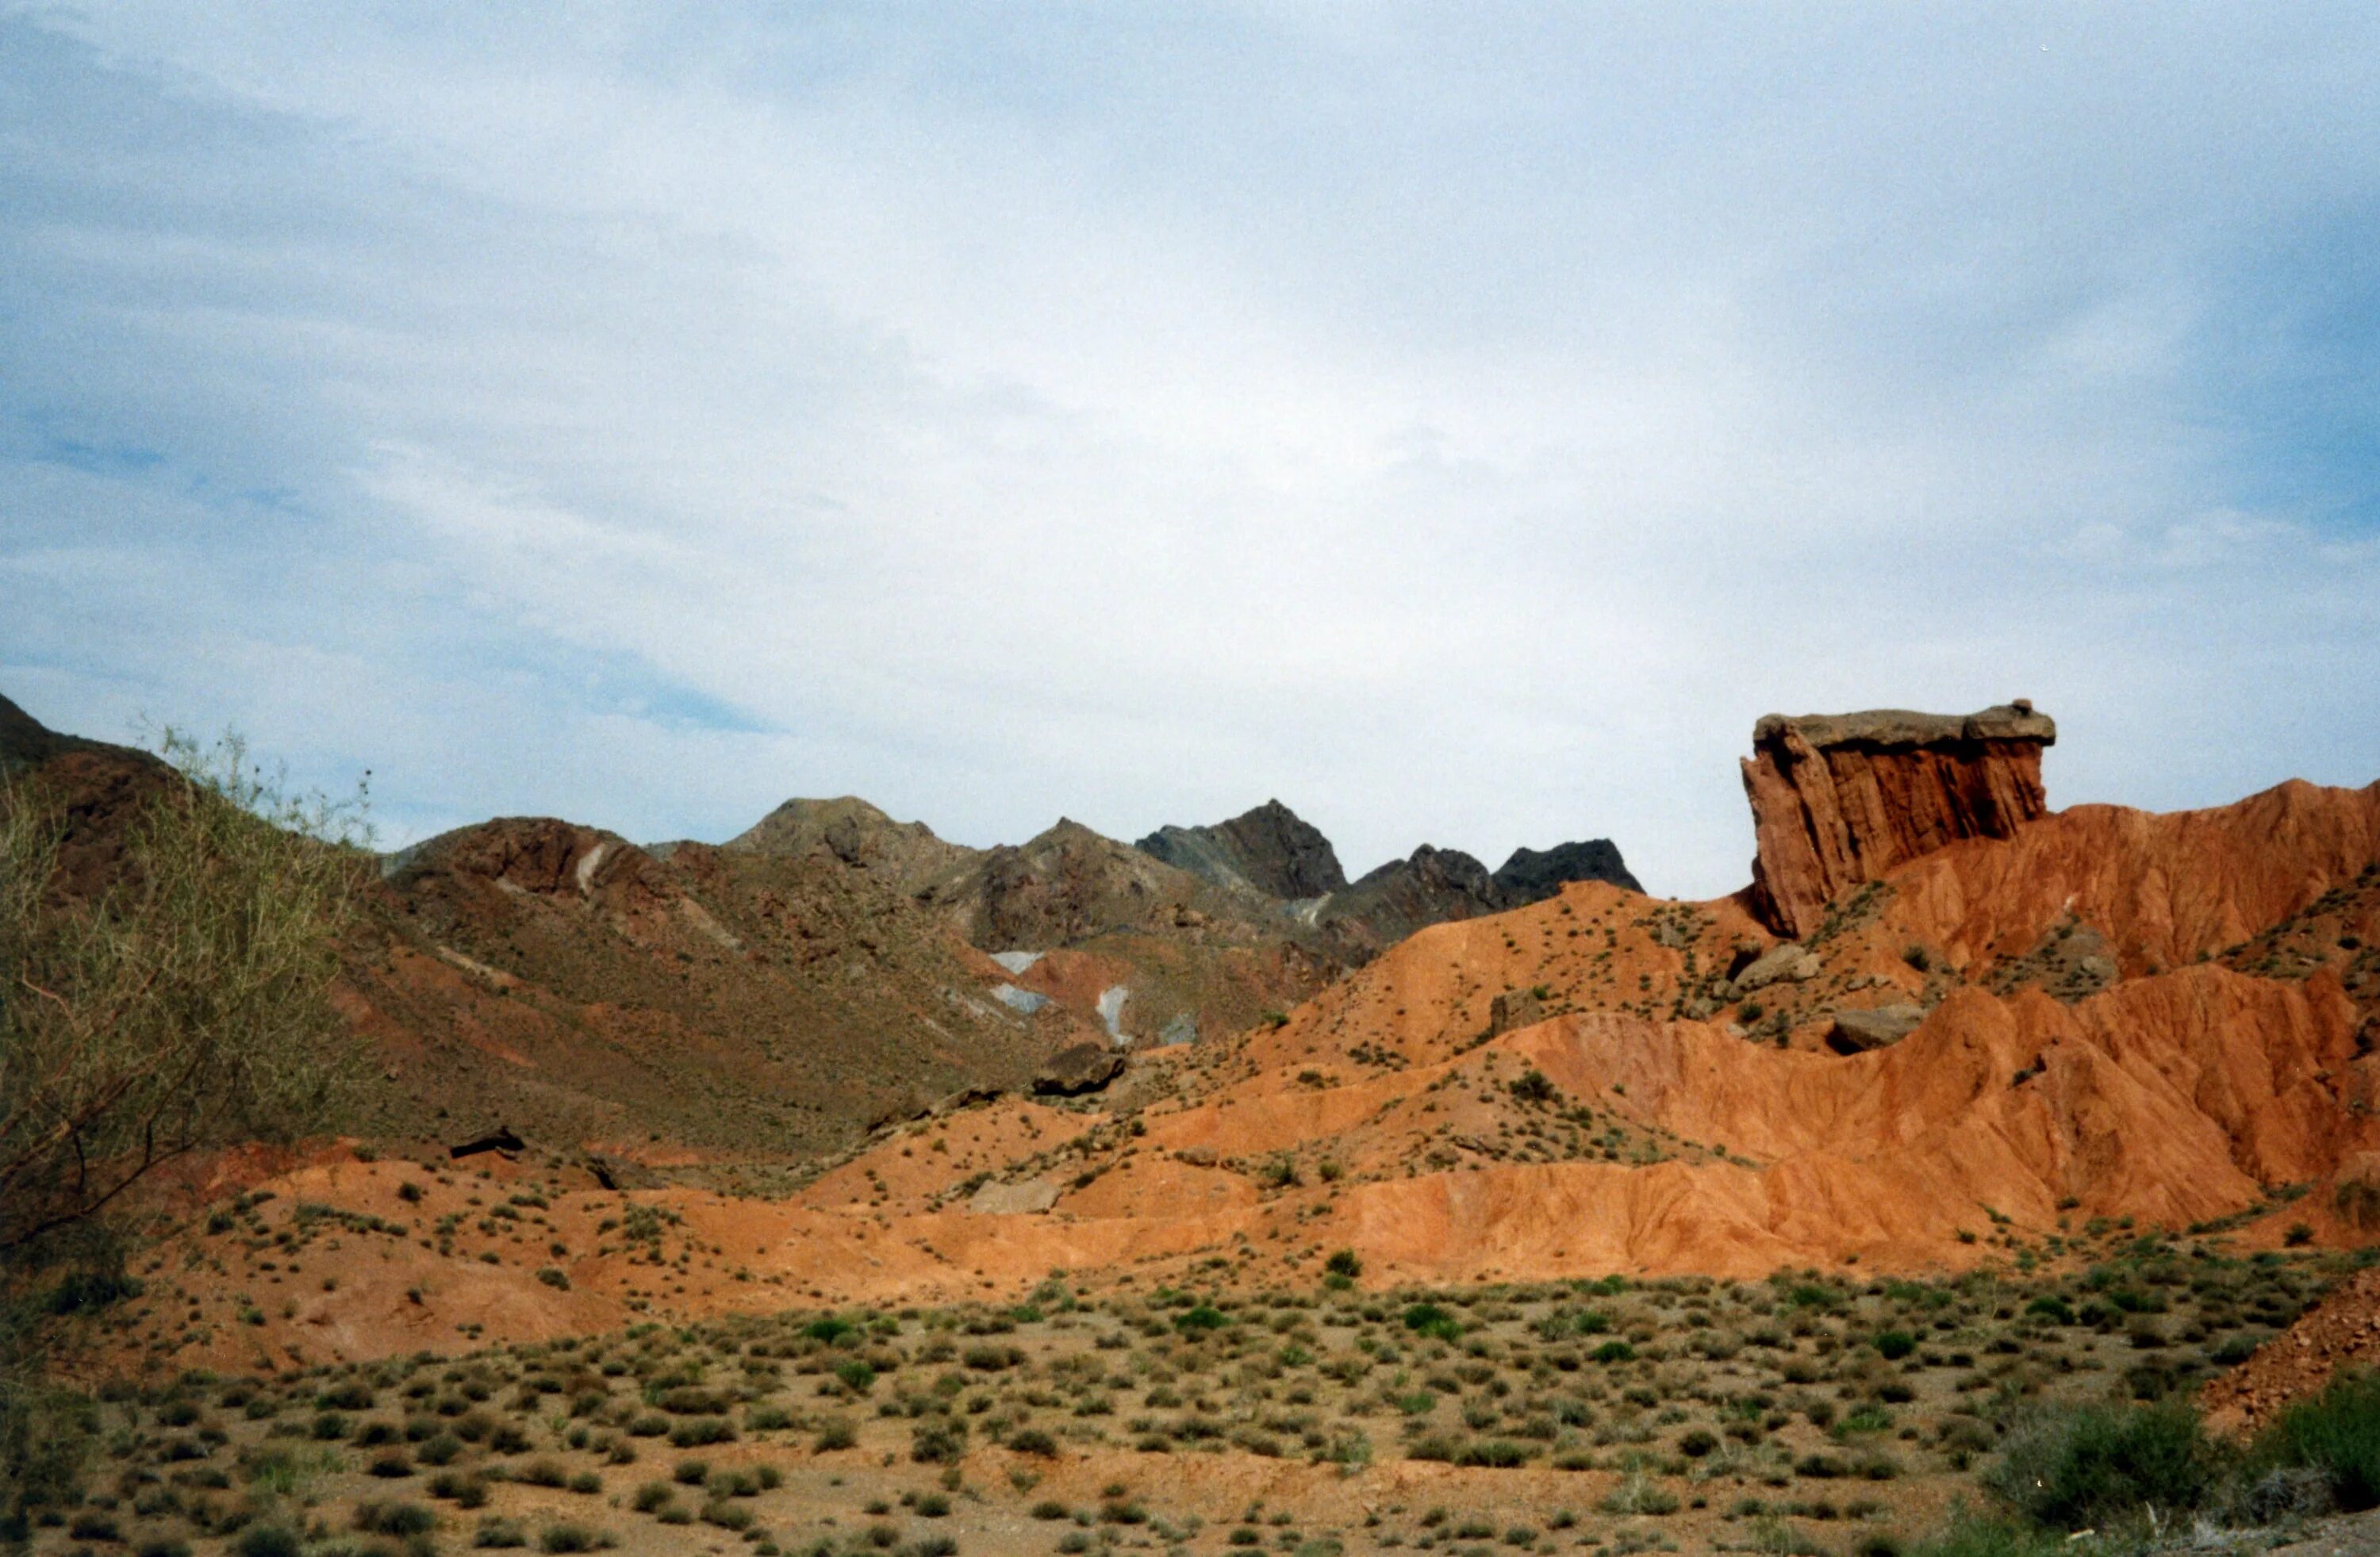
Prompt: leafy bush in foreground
<box><xmin>1907</xmin><ymin>1508</ymin><xmax>2068</xmax><ymax>1557</ymax></box>
<box><xmin>1984</xmin><ymin>1401</ymin><xmax>2219</xmax><ymax>1531</ymax></box>
<box><xmin>2244</xmin><ymin>1368</ymin><xmax>2380</xmax><ymax>1511</ymax></box>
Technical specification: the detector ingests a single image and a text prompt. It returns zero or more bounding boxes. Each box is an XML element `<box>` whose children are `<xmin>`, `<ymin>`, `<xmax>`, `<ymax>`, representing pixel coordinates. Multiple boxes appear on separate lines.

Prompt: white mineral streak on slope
<box><xmin>991</xmin><ymin>984</ymin><xmax>1050</xmax><ymax>1014</ymax></box>
<box><xmin>574</xmin><ymin>842</ymin><xmax>609</xmax><ymax>895</ymax></box>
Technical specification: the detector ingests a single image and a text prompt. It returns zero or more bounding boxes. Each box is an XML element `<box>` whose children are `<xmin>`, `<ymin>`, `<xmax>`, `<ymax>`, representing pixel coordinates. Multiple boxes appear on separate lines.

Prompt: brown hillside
<box><xmin>344</xmin><ymin>818</ymin><xmax>1092</xmax><ymax>1164</ymax></box>
<box><xmin>119</xmin><ymin>775</ymin><xmax>2380</xmax><ymax>1372</ymax></box>
<box><xmin>25</xmin><ymin>691</ymin><xmax>2380</xmax><ymax>1377</ymax></box>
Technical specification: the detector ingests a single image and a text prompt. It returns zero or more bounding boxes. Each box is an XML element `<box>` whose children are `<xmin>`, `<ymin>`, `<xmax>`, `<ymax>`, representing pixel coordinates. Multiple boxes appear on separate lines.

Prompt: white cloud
<box><xmin>4</xmin><ymin>4</ymin><xmax>2378</xmax><ymax>895</ymax></box>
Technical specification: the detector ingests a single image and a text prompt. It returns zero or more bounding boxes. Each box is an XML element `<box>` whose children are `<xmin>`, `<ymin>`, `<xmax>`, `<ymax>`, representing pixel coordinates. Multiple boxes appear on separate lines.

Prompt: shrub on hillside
<box><xmin>1907</xmin><ymin>1509</ymin><xmax>2067</xmax><ymax>1557</ymax></box>
<box><xmin>2244</xmin><ymin>1368</ymin><xmax>2380</xmax><ymax>1511</ymax></box>
<box><xmin>1403</xmin><ymin>1303</ymin><xmax>1461</xmax><ymax>1341</ymax></box>
<box><xmin>1984</xmin><ymin>1401</ymin><xmax>2220</xmax><ymax>1531</ymax></box>
<box><xmin>2</xmin><ymin>731</ymin><xmax>370</xmax><ymax>1533</ymax></box>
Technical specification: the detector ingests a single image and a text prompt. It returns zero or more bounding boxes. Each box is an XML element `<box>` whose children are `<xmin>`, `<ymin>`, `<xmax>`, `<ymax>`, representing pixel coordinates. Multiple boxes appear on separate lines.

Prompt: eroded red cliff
<box><xmin>1743</xmin><ymin>700</ymin><xmax>2055</xmax><ymax>938</ymax></box>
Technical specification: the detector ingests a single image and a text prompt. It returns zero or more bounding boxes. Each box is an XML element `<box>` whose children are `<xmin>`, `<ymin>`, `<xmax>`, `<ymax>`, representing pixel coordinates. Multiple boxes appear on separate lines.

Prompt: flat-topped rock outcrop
<box><xmin>1743</xmin><ymin>699</ymin><xmax>2055</xmax><ymax>938</ymax></box>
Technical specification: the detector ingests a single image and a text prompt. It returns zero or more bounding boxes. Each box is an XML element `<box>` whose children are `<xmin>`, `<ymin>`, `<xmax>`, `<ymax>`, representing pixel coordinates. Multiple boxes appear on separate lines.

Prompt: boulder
<box><xmin>585</xmin><ymin>1152</ymin><xmax>662</xmax><ymax>1191</ymax></box>
<box><xmin>1488</xmin><ymin>988</ymin><xmax>1549</xmax><ymax>1037</ymax></box>
<box><xmin>1732</xmin><ymin>942</ymin><xmax>1821</xmax><ymax>994</ymax></box>
<box><xmin>449</xmin><ymin>1126</ymin><xmax>525</xmax><ymax>1160</ymax></box>
<box><xmin>1032</xmin><ymin>1041</ymin><xmax>1126</xmax><ymax>1096</ymax></box>
<box><xmin>967</xmin><ymin>1178</ymin><xmax>1059</xmax><ymax>1216</ymax></box>
<box><xmin>1827</xmin><ymin>1005</ymin><xmax>1927</xmax><ymax>1054</ymax></box>
<box><xmin>1742</xmin><ymin>701</ymin><xmax>2055</xmax><ymax>939</ymax></box>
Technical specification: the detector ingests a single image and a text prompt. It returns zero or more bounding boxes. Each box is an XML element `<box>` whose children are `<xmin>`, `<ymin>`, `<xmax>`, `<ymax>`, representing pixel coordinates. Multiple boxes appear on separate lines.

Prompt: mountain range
<box><xmin>11</xmin><ymin>686</ymin><xmax>2380</xmax><ymax>1384</ymax></box>
<box><xmin>0</xmin><ymin>691</ymin><xmax>1637</xmax><ymax>1169</ymax></box>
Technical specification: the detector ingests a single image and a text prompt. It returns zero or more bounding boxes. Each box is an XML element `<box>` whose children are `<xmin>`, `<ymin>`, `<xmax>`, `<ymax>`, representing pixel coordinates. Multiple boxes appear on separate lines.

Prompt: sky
<box><xmin>4</xmin><ymin>4</ymin><xmax>2378</xmax><ymax>896</ymax></box>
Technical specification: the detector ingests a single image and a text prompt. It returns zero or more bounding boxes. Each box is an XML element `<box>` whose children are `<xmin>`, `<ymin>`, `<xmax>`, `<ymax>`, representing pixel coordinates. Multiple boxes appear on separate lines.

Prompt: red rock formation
<box><xmin>1743</xmin><ymin>701</ymin><xmax>2055</xmax><ymax>938</ymax></box>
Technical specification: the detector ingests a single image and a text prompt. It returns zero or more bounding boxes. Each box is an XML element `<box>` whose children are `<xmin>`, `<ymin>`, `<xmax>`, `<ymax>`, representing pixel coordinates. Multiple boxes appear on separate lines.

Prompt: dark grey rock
<box><xmin>1136</xmin><ymin>799</ymin><xmax>1348</xmax><ymax>900</ymax></box>
<box><xmin>1032</xmin><ymin>1041</ymin><xmax>1127</xmax><ymax>1096</ymax></box>
<box><xmin>1752</xmin><ymin>700</ymin><xmax>2056</xmax><ymax>753</ymax></box>
<box><xmin>1827</xmin><ymin>1005</ymin><xmax>1927</xmax><ymax>1054</ymax></box>
<box><xmin>1492</xmin><ymin>839</ymin><xmax>1642</xmax><ymax>901</ymax></box>
<box><xmin>1320</xmin><ymin>845</ymin><xmax>1504</xmax><ymax>949</ymax></box>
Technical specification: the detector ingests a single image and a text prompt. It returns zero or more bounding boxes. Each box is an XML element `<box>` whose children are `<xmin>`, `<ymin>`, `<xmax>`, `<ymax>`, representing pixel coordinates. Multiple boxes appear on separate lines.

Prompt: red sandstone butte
<box><xmin>1742</xmin><ymin>700</ymin><xmax>2056</xmax><ymax>939</ymax></box>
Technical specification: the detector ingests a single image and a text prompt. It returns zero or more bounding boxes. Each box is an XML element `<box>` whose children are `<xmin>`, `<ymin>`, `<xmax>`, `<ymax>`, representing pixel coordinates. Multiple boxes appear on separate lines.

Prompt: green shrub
<box><xmin>1599</xmin><ymin>1475</ymin><xmax>1679</xmax><ymax>1516</ymax></box>
<box><xmin>233</xmin><ymin>1528</ymin><xmax>302</xmax><ymax>1557</ymax></box>
<box><xmin>1985</xmin><ymin>1401</ymin><xmax>2219</xmax><ymax>1530</ymax></box>
<box><xmin>429</xmin><ymin>1471</ymin><xmax>489</xmax><ymax>1508</ymax></box>
<box><xmin>2245</xmin><ymin>1367</ymin><xmax>2380</xmax><ymax>1510</ymax></box>
<box><xmin>1403</xmin><ymin>1303</ymin><xmax>1461</xmax><ymax>1341</ymax></box>
<box><xmin>1174</xmin><ymin>1305</ymin><xmax>1229</xmax><ymax>1334</ymax></box>
<box><xmin>911</xmin><ymin>1420</ymin><xmax>966</xmax><ymax>1464</ymax></box>
<box><xmin>355</xmin><ymin>1501</ymin><xmax>437</xmax><ymax>1536</ymax></box>
<box><xmin>1906</xmin><ymin>1510</ymin><xmax>2067</xmax><ymax>1557</ymax></box>
<box><xmin>1875</xmin><ymin>1330</ymin><xmax>1917</xmax><ymax>1361</ymax></box>
<box><xmin>1325</xmin><ymin>1249</ymin><xmax>1363</xmax><ymax>1279</ymax></box>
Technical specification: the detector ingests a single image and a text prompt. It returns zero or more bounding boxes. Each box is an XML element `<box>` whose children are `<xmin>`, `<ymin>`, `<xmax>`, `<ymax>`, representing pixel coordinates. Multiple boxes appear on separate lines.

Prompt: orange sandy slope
<box><xmin>119</xmin><ymin>778</ymin><xmax>2380</xmax><ymax>1373</ymax></box>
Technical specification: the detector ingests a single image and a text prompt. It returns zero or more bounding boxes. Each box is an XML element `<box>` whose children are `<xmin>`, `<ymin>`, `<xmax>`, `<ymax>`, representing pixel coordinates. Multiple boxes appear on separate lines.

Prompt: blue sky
<box><xmin>4</xmin><ymin>4</ymin><xmax>2377</xmax><ymax>895</ymax></box>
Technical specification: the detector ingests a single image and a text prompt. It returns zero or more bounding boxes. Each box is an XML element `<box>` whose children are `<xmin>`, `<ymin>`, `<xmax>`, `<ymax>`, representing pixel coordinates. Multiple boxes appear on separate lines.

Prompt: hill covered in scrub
<box><xmin>30</xmin><ymin>692</ymin><xmax>2380</xmax><ymax>1357</ymax></box>
<box><xmin>16</xmin><ymin>689</ymin><xmax>2380</xmax><ymax>1557</ymax></box>
<box><xmin>0</xmin><ymin>693</ymin><xmax>1645</xmax><ymax>1172</ymax></box>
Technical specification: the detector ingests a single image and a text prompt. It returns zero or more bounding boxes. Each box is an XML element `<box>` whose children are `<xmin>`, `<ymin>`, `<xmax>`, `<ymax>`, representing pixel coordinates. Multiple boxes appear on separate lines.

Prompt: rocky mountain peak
<box><xmin>1136</xmin><ymin>798</ymin><xmax>1347</xmax><ymax>900</ymax></box>
<box><xmin>726</xmin><ymin>794</ymin><xmax>977</xmax><ymax>893</ymax></box>
<box><xmin>1492</xmin><ymin>838</ymin><xmax>1642</xmax><ymax>901</ymax></box>
<box><xmin>0</xmin><ymin>691</ymin><xmax>156</xmax><ymax>778</ymax></box>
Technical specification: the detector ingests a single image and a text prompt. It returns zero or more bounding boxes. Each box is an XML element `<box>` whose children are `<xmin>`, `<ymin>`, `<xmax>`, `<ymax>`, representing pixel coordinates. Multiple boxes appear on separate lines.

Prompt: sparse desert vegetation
<box><xmin>7</xmin><ymin>700</ymin><xmax>2380</xmax><ymax>1555</ymax></box>
<box><xmin>10</xmin><ymin>1224</ymin><xmax>2378</xmax><ymax>1557</ymax></box>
